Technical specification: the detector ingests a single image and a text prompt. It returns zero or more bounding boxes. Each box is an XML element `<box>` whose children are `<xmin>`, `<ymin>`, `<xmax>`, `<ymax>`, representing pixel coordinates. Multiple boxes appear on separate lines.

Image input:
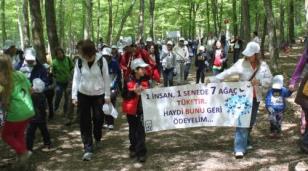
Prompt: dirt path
<box><xmin>1</xmin><ymin>46</ymin><xmax>308</xmax><ymax>171</ymax></box>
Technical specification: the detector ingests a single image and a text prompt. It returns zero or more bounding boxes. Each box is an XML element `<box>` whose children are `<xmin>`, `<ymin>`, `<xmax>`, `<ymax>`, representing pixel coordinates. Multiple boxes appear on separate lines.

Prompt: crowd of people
<box><xmin>0</xmin><ymin>31</ymin><xmax>307</xmax><ymax>168</ymax></box>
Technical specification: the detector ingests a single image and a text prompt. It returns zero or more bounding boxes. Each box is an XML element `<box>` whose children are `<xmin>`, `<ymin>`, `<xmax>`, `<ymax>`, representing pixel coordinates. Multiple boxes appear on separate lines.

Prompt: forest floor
<box><xmin>1</xmin><ymin>43</ymin><xmax>308</xmax><ymax>171</ymax></box>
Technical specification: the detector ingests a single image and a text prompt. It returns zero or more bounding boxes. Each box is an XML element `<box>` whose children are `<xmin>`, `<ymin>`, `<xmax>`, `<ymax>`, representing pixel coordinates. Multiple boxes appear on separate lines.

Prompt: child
<box><xmin>265</xmin><ymin>75</ymin><xmax>292</xmax><ymax>138</ymax></box>
<box><xmin>20</xmin><ymin>48</ymin><xmax>52</xmax><ymax>151</ymax></box>
<box><xmin>122</xmin><ymin>58</ymin><xmax>149</xmax><ymax>163</ymax></box>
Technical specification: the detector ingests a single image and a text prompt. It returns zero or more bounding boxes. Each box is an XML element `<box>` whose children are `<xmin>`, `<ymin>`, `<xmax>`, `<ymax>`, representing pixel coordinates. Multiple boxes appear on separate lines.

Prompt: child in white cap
<box><xmin>265</xmin><ymin>75</ymin><xmax>292</xmax><ymax>138</ymax></box>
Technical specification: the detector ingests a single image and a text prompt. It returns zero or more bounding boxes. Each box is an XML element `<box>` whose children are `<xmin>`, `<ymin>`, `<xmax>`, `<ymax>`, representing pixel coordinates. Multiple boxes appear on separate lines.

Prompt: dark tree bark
<box><xmin>45</xmin><ymin>0</ymin><xmax>59</xmax><ymax>57</ymax></box>
<box><xmin>22</xmin><ymin>0</ymin><xmax>30</xmax><ymax>47</ymax></box>
<box><xmin>279</xmin><ymin>0</ymin><xmax>285</xmax><ymax>46</ymax></box>
<box><xmin>106</xmin><ymin>0</ymin><xmax>113</xmax><ymax>45</ymax></box>
<box><xmin>211</xmin><ymin>0</ymin><xmax>218</xmax><ymax>36</ymax></box>
<box><xmin>84</xmin><ymin>0</ymin><xmax>93</xmax><ymax>40</ymax></box>
<box><xmin>241</xmin><ymin>0</ymin><xmax>250</xmax><ymax>45</ymax></box>
<box><xmin>96</xmin><ymin>0</ymin><xmax>101</xmax><ymax>44</ymax></box>
<box><xmin>29</xmin><ymin>0</ymin><xmax>46</xmax><ymax>63</ymax></box>
<box><xmin>261</xmin><ymin>14</ymin><xmax>267</xmax><ymax>59</ymax></box>
<box><xmin>149</xmin><ymin>0</ymin><xmax>155</xmax><ymax>41</ymax></box>
<box><xmin>1</xmin><ymin>0</ymin><xmax>6</xmax><ymax>46</ymax></box>
<box><xmin>263</xmin><ymin>0</ymin><xmax>279</xmax><ymax>70</ymax></box>
<box><xmin>288</xmin><ymin>0</ymin><xmax>295</xmax><ymax>43</ymax></box>
<box><xmin>137</xmin><ymin>0</ymin><xmax>145</xmax><ymax>43</ymax></box>
<box><xmin>218</xmin><ymin>0</ymin><xmax>224</xmax><ymax>34</ymax></box>
<box><xmin>232</xmin><ymin>0</ymin><xmax>238</xmax><ymax>36</ymax></box>
<box><xmin>115</xmin><ymin>0</ymin><xmax>136</xmax><ymax>42</ymax></box>
<box><xmin>206</xmin><ymin>0</ymin><xmax>210</xmax><ymax>34</ymax></box>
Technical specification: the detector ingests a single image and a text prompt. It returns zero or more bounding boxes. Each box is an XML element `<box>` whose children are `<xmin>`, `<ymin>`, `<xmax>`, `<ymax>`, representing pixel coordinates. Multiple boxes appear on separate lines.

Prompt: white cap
<box><xmin>24</xmin><ymin>48</ymin><xmax>36</xmax><ymax>61</ymax></box>
<box><xmin>167</xmin><ymin>41</ymin><xmax>173</xmax><ymax>45</ymax></box>
<box><xmin>184</xmin><ymin>41</ymin><xmax>188</xmax><ymax>45</ymax></box>
<box><xmin>179</xmin><ymin>37</ymin><xmax>185</xmax><ymax>41</ymax></box>
<box><xmin>199</xmin><ymin>46</ymin><xmax>205</xmax><ymax>51</ymax></box>
<box><xmin>130</xmin><ymin>58</ymin><xmax>149</xmax><ymax>70</ymax></box>
<box><xmin>242</xmin><ymin>41</ymin><xmax>260</xmax><ymax>57</ymax></box>
<box><xmin>146</xmin><ymin>37</ymin><xmax>153</xmax><ymax>42</ymax></box>
<box><xmin>272</xmin><ymin>75</ymin><xmax>284</xmax><ymax>89</ymax></box>
<box><xmin>3</xmin><ymin>40</ymin><xmax>15</xmax><ymax>50</ymax></box>
<box><xmin>111</xmin><ymin>45</ymin><xmax>118</xmax><ymax>49</ymax></box>
<box><xmin>123</xmin><ymin>37</ymin><xmax>133</xmax><ymax>48</ymax></box>
<box><xmin>102</xmin><ymin>47</ymin><xmax>112</xmax><ymax>56</ymax></box>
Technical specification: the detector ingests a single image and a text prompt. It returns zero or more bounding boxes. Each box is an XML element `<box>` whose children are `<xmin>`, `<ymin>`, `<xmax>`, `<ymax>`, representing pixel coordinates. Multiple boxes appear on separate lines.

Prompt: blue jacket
<box><xmin>265</xmin><ymin>87</ymin><xmax>292</xmax><ymax>113</ymax></box>
<box><xmin>108</xmin><ymin>59</ymin><xmax>122</xmax><ymax>90</ymax></box>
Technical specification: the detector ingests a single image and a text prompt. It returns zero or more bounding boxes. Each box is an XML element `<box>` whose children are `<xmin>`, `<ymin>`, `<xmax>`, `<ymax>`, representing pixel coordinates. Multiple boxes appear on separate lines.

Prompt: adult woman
<box><xmin>0</xmin><ymin>54</ymin><xmax>34</xmax><ymax>163</ymax></box>
<box><xmin>72</xmin><ymin>40</ymin><xmax>111</xmax><ymax>161</ymax></box>
<box><xmin>211</xmin><ymin>40</ymin><xmax>226</xmax><ymax>75</ymax></box>
<box><xmin>209</xmin><ymin>41</ymin><xmax>272</xmax><ymax>158</ymax></box>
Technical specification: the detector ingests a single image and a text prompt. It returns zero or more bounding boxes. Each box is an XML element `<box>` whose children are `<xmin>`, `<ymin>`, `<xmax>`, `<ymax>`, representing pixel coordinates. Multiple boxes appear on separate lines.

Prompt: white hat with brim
<box><xmin>167</xmin><ymin>41</ymin><xmax>173</xmax><ymax>45</ymax></box>
<box><xmin>24</xmin><ymin>48</ymin><xmax>36</xmax><ymax>61</ymax></box>
<box><xmin>102</xmin><ymin>47</ymin><xmax>112</xmax><ymax>56</ymax></box>
<box><xmin>123</xmin><ymin>37</ymin><xmax>133</xmax><ymax>48</ymax></box>
<box><xmin>242</xmin><ymin>41</ymin><xmax>260</xmax><ymax>57</ymax></box>
<box><xmin>272</xmin><ymin>75</ymin><xmax>284</xmax><ymax>89</ymax></box>
<box><xmin>111</xmin><ymin>45</ymin><xmax>118</xmax><ymax>49</ymax></box>
<box><xmin>3</xmin><ymin>40</ymin><xmax>15</xmax><ymax>51</ymax></box>
<box><xmin>179</xmin><ymin>37</ymin><xmax>185</xmax><ymax>41</ymax></box>
<box><xmin>146</xmin><ymin>37</ymin><xmax>153</xmax><ymax>42</ymax></box>
<box><xmin>130</xmin><ymin>58</ymin><xmax>149</xmax><ymax>70</ymax></box>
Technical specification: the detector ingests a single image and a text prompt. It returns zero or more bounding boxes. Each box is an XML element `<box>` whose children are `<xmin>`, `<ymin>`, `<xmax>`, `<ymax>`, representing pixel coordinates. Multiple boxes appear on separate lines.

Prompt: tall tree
<box><xmin>288</xmin><ymin>0</ymin><xmax>295</xmax><ymax>43</ymax></box>
<box><xmin>29</xmin><ymin>0</ymin><xmax>46</xmax><ymax>63</ymax></box>
<box><xmin>232</xmin><ymin>0</ymin><xmax>238</xmax><ymax>36</ymax></box>
<box><xmin>241</xmin><ymin>0</ymin><xmax>250</xmax><ymax>45</ymax></box>
<box><xmin>106</xmin><ymin>0</ymin><xmax>113</xmax><ymax>45</ymax></box>
<box><xmin>96</xmin><ymin>0</ymin><xmax>101</xmax><ymax>44</ymax></box>
<box><xmin>279</xmin><ymin>0</ymin><xmax>285</xmax><ymax>45</ymax></box>
<box><xmin>206</xmin><ymin>0</ymin><xmax>210</xmax><ymax>34</ymax></box>
<box><xmin>149</xmin><ymin>0</ymin><xmax>155</xmax><ymax>40</ymax></box>
<box><xmin>263</xmin><ymin>0</ymin><xmax>279</xmax><ymax>70</ymax></box>
<box><xmin>58</xmin><ymin>0</ymin><xmax>64</xmax><ymax>47</ymax></box>
<box><xmin>305</xmin><ymin>0</ymin><xmax>308</xmax><ymax>35</ymax></box>
<box><xmin>45</xmin><ymin>0</ymin><xmax>59</xmax><ymax>57</ymax></box>
<box><xmin>22</xmin><ymin>0</ymin><xmax>30</xmax><ymax>48</ymax></box>
<box><xmin>84</xmin><ymin>0</ymin><xmax>93</xmax><ymax>40</ymax></box>
<box><xmin>137</xmin><ymin>0</ymin><xmax>145</xmax><ymax>43</ymax></box>
<box><xmin>218</xmin><ymin>0</ymin><xmax>224</xmax><ymax>34</ymax></box>
<box><xmin>261</xmin><ymin>14</ymin><xmax>267</xmax><ymax>59</ymax></box>
<box><xmin>115</xmin><ymin>0</ymin><xmax>136</xmax><ymax>42</ymax></box>
<box><xmin>211</xmin><ymin>0</ymin><xmax>218</xmax><ymax>36</ymax></box>
<box><xmin>1</xmin><ymin>0</ymin><xmax>6</xmax><ymax>46</ymax></box>
<box><xmin>16</xmin><ymin>0</ymin><xmax>24</xmax><ymax>49</ymax></box>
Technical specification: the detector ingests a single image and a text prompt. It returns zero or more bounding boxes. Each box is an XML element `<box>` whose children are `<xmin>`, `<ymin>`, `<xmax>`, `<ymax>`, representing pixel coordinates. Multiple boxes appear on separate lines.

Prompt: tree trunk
<box><xmin>206</xmin><ymin>0</ymin><xmax>210</xmax><ymax>34</ymax></box>
<box><xmin>263</xmin><ymin>0</ymin><xmax>279</xmax><ymax>70</ymax></box>
<box><xmin>1</xmin><ymin>0</ymin><xmax>6</xmax><ymax>46</ymax></box>
<box><xmin>115</xmin><ymin>0</ymin><xmax>136</xmax><ymax>42</ymax></box>
<box><xmin>29</xmin><ymin>0</ymin><xmax>46</xmax><ymax>63</ymax></box>
<box><xmin>189</xmin><ymin>1</ymin><xmax>193</xmax><ymax>39</ymax></box>
<box><xmin>218</xmin><ymin>0</ymin><xmax>224</xmax><ymax>34</ymax></box>
<box><xmin>58</xmin><ymin>0</ymin><xmax>64</xmax><ymax>47</ymax></box>
<box><xmin>241</xmin><ymin>0</ymin><xmax>250</xmax><ymax>45</ymax></box>
<box><xmin>261</xmin><ymin>14</ymin><xmax>267</xmax><ymax>59</ymax></box>
<box><xmin>22</xmin><ymin>0</ymin><xmax>30</xmax><ymax>48</ymax></box>
<box><xmin>211</xmin><ymin>0</ymin><xmax>218</xmax><ymax>37</ymax></box>
<box><xmin>106</xmin><ymin>0</ymin><xmax>113</xmax><ymax>45</ymax></box>
<box><xmin>255</xmin><ymin>11</ymin><xmax>260</xmax><ymax>33</ymax></box>
<box><xmin>137</xmin><ymin>0</ymin><xmax>145</xmax><ymax>43</ymax></box>
<box><xmin>45</xmin><ymin>0</ymin><xmax>59</xmax><ymax>57</ymax></box>
<box><xmin>288</xmin><ymin>0</ymin><xmax>295</xmax><ymax>43</ymax></box>
<box><xmin>16</xmin><ymin>0</ymin><xmax>24</xmax><ymax>49</ymax></box>
<box><xmin>84</xmin><ymin>0</ymin><xmax>93</xmax><ymax>40</ymax></box>
<box><xmin>149</xmin><ymin>0</ymin><xmax>155</xmax><ymax>41</ymax></box>
<box><xmin>279</xmin><ymin>0</ymin><xmax>285</xmax><ymax>46</ymax></box>
<box><xmin>305</xmin><ymin>0</ymin><xmax>308</xmax><ymax>35</ymax></box>
<box><xmin>96</xmin><ymin>0</ymin><xmax>101</xmax><ymax>44</ymax></box>
<box><xmin>232</xmin><ymin>0</ymin><xmax>238</xmax><ymax>36</ymax></box>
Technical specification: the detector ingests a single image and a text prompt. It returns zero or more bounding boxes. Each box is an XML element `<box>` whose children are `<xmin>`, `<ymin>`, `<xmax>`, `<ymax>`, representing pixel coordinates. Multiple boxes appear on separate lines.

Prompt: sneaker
<box><xmin>247</xmin><ymin>145</ymin><xmax>253</xmax><ymax>150</ymax></box>
<box><xmin>82</xmin><ymin>152</ymin><xmax>93</xmax><ymax>161</ymax></box>
<box><xmin>103</xmin><ymin>124</ymin><xmax>108</xmax><ymax>129</ymax></box>
<box><xmin>108</xmin><ymin>125</ymin><xmax>114</xmax><ymax>130</ymax></box>
<box><xmin>235</xmin><ymin>152</ymin><xmax>244</xmax><ymax>159</ymax></box>
<box><xmin>137</xmin><ymin>155</ymin><xmax>146</xmax><ymax>163</ymax></box>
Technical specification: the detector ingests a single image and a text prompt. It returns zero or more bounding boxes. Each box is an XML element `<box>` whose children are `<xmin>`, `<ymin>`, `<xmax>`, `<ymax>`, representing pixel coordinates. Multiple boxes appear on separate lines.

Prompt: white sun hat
<box><xmin>130</xmin><ymin>58</ymin><xmax>149</xmax><ymax>70</ymax></box>
<box><xmin>242</xmin><ymin>41</ymin><xmax>260</xmax><ymax>57</ymax></box>
<box><xmin>272</xmin><ymin>75</ymin><xmax>284</xmax><ymax>89</ymax></box>
<box><xmin>102</xmin><ymin>47</ymin><xmax>112</xmax><ymax>56</ymax></box>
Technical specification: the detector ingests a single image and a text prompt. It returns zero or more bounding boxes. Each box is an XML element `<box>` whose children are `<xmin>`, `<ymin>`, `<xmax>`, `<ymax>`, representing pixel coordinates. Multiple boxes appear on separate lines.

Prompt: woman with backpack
<box><xmin>0</xmin><ymin>54</ymin><xmax>35</xmax><ymax>165</ymax></box>
<box><xmin>71</xmin><ymin>40</ymin><xmax>111</xmax><ymax>161</ymax></box>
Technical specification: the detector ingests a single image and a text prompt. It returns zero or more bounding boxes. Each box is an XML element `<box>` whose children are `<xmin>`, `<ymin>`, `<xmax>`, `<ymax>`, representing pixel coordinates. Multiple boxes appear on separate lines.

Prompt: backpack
<box><xmin>77</xmin><ymin>56</ymin><xmax>104</xmax><ymax>76</ymax></box>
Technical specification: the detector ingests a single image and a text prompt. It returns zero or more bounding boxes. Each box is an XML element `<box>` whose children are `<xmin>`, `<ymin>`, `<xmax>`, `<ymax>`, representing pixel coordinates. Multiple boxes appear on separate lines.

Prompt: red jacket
<box><xmin>120</xmin><ymin>48</ymin><xmax>160</xmax><ymax>82</ymax></box>
<box><xmin>122</xmin><ymin>77</ymin><xmax>150</xmax><ymax>115</ymax></box>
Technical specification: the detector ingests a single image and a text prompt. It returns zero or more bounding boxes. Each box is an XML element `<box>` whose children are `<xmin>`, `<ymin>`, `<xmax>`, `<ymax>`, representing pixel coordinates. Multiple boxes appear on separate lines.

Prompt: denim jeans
<box><xmin>163</xmin><ymin>68</ymin><xmax>174</xmax><ymax>87</ymax></box>
<box><xmin>234</xmin><ymin>98</ymin><xmax>259</xmax><ymax>153</ymax></box>
<box><xmin>54</xmin><ymin>82</ymin><xmax>68</xmax><ymax>114</ymax></box>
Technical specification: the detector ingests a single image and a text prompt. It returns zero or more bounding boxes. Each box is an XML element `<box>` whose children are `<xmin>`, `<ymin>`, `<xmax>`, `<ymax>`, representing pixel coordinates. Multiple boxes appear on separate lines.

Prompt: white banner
<box><xmin>141</xmin><ymin>82</ymin><xmax>253</xmax><ymax>133</ymax></box>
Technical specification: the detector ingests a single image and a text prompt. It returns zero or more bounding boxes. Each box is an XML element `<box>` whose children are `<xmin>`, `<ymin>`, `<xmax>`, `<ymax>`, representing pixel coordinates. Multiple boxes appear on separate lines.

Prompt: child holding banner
<box><xmin>265</xmin><ymin>75</ymin><xmax>292</xmax><ymax>138</ymax></box>
<box><xmin>209</xmin><ymin>41</ymin><xmax>272</xmax><ymax>159</ymax></box>
<box><xmin>122</xmin><ymin>58</ymin><xmax>149</xmax><ymax>163</ymax></box>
